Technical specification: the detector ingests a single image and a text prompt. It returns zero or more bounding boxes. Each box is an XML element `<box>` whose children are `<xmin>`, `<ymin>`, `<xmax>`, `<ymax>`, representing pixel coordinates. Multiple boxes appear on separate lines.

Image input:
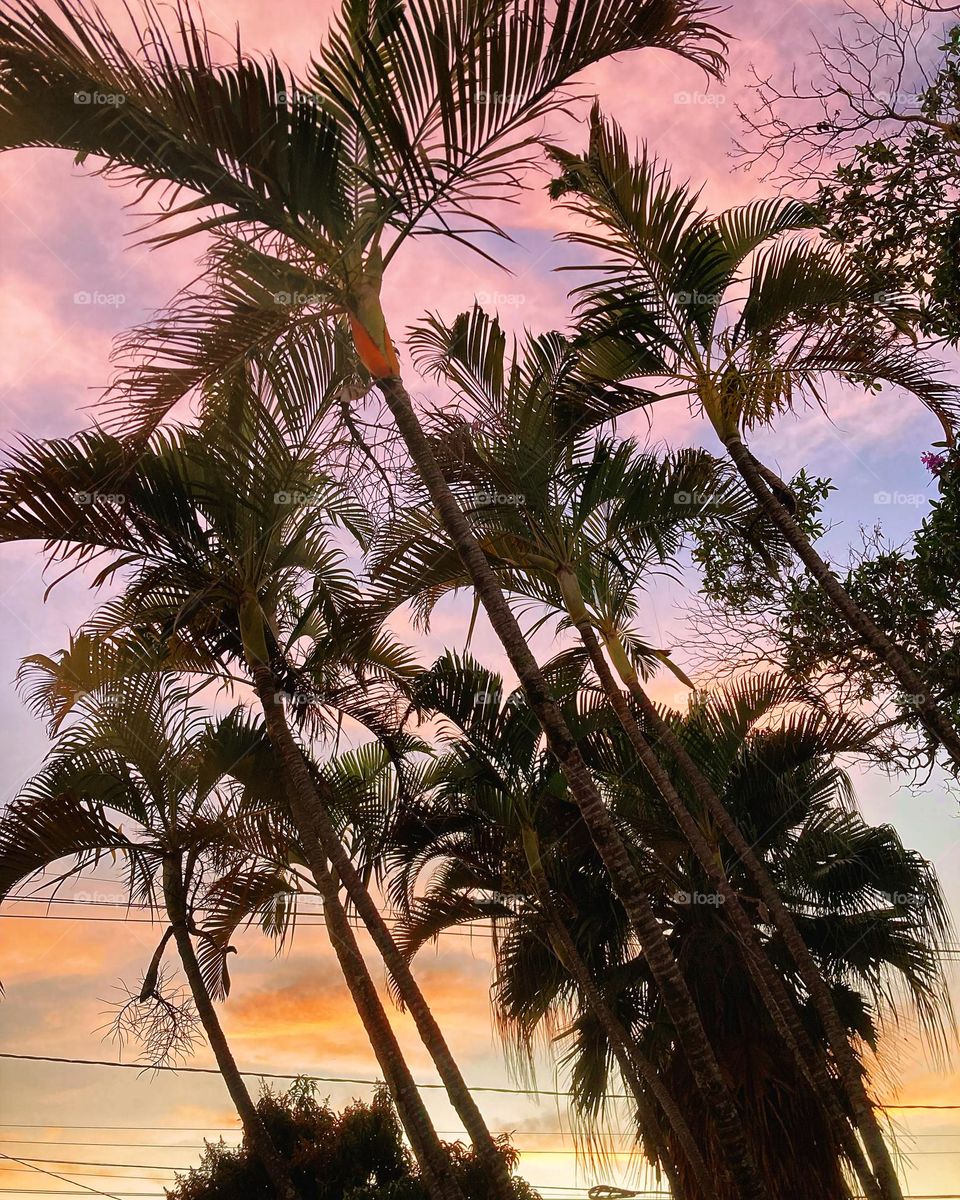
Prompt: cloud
<box><xmin>0</xmin><ymin>913</ymin><xmax>114</xmax><ymax>983</ymax></box>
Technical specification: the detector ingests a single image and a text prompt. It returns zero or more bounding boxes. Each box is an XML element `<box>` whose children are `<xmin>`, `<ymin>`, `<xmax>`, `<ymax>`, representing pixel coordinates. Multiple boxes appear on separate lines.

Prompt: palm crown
<box><xmin>0</xmin><ymin>671</ymin><xmax>293</xmax><ymax>1011</ymax></box>
<box><xmin>390</xmin><ymin>656</ymin><xmax>954</xmax><ymax>1197</ymax></box>
<box><xmin>548</xmin><ymin>106</ymin><xmax>960</xmax><ymax>443</ymax></box>
<box><xmin>0</xmin><ymin>367</ymin><xmax>418</xmax><ymax>729</ymax></box>
<box><xmin>371</xmin><ymin>305</ymin><xmax>778</xmax><ymax>682</ymax></box>
<box><xmin>0</xmin><ymin>0</ymin><xmax>725</xmax><ymax>422</ymax></box>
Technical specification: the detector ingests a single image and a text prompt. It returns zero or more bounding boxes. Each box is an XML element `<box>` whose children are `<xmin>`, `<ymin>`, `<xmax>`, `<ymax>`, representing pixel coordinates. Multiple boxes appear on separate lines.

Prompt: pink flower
<box><xmin>921</xmin><ymin>451</ymin><xmax>947</xmax><ymax>476</ymax></box>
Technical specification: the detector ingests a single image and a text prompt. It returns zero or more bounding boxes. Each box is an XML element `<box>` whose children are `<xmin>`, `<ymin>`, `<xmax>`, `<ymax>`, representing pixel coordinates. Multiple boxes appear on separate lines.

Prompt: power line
<box><xmin>0</xmin><ymin>1172</ymin><xmax>171</xmax><ymax>1185</ymax></box>
<box><xmin>3</xmin><ymin>1050</ymin><xmax>960</xmax><ymax>1110</ymax></box>
<box><xmin>6</xmin><ymin>903</ymin><xmax>960</xmax><ymax>966</ymax></box>
<box><xmin>3</xmin><ymin>1138</ymin><xmax>960</xmax><ymax>1159</ymax></box>
<box><xmin>4</xmin><ymin>1141</ymin><xmax>960</xmax><ymax>1161</ymax></box>
<box><xmin>0</xmin><ymin>1185</ymin><xmax>527</xmax><ymax>1198</ymax></box>
<box><xmin>0</xmin><ymin>903</ymin><xmax>495</xmax><ymax>939</ymax></box>
<box><xmin>0</xmin><ymin>1191</ymin><xmax>160</xmax><ymax>1196</ymax></box>
<box><xmin>0</xmin><ymin>1144</ymin><xmax>230</xmax><ymax>1152</ymax></box>
<box><xmin>0</xmin><ymin>1153</ymin><xmax>125</xmax><ymax>1200</ymax></box>
<box><xmin>0</xmin><ymin>1128</ymin><xmax>232</xmax><ymax>1133</ymax></box>
<box><xmin>6</xmin><ymin>1124</ymin><xmax>960</xmax><ymax>1139</ymax></box>
<box><xmin>0</xmin><ymin>1051</ymin><xmax>593</xmax><ymax>1097</ymax></box>
<box><xmin>4</xmin><ymin>1164</ymin><xmax>175</xmax><ymax>1175</ymax></box>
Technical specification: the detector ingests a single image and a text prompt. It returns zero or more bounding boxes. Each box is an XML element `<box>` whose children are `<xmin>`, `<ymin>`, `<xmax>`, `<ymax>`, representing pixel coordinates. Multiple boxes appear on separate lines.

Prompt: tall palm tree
<box><xmin>0</xmin><ymin>9</ymin><xmax>778</xmax><ymax>1191</ymax></box>
<box><xmin>393</xmin><ymin>664</ymin><xmax>955</xmax><ymax>1200</ymax></box>
<box><xmin>379</xmin><ymin>651</ymin><xmax>715</xmax><ymax>1198</ymax></box>
<box><xmin>0</xmin><ymin>672</ymin><xmax>299</xmax><ymax>1199</ymax></box>
<box><xmin>546</xmin><ymin>104</ymin><xmax>960</xmax><ymax>774</ymax></box>
<box><xmin>0</xmin><ymin>380</ymin><xmax>505</xmax><ymax>1200</ymax></box>
<box><xmin>371</xmin><ymin>305</ymin><xmax>907</xmax><ymax>1199</ymax></box>
<box><xmin>0</xmin><ymin>0</ymin><xmax>723</xmax><ymax>436</ymax></box>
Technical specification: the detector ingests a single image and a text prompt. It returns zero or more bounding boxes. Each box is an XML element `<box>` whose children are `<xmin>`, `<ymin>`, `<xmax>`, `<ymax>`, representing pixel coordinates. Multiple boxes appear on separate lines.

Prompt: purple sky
<box><xmin>1</xmin><ymin>1</ymin><xmax>959</xmax><ymax>1195</ymax></box>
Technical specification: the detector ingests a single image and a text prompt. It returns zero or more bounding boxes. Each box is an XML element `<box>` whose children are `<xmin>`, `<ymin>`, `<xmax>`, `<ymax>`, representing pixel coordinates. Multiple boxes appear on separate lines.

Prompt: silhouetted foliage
<box><xmin>165</xmin><ymin>1081</ymin><xmax>537</xmax><ymax>1200</ymax></box>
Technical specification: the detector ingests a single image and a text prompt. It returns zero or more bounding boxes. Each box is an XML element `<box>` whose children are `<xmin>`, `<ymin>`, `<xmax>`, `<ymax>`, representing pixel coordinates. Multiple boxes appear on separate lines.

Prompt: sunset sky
<box><xmin>1</xmin><ymin>1</ymin><xmax>960</xmax><ymax>1197</ymax></box>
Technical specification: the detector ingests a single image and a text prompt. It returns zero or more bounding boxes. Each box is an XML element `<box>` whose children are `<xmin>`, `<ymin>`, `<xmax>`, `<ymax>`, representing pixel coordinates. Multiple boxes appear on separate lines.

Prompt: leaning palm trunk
<box><xmin>236</xmin><ymin>594</ymin><xmax>514</xmax><ymax>1197</ymax></box>
<box><xmin>558</xmin><ymin>573</ymin><xmax>896</xmax><ymax>1200</ymax></box>
<box><xmin>246</xmin><ymin>658</ymin><xmax>481</xmax><ymax>1200</ymax></box>
<box><xmin>160</xmin><ymin>855</ymin><xmax>298</xmax><ymax>1200</ymax></box>
<box><xmin>724</xmin><ymin>433</ymin><xmax>960</xmax><ymax>770</ymax></box>
<box><xmin>375</xmin><ymin>376</ymin><xmax>767</xmax><ymax>1200</ymax></box>
<box><xmin>519</xmin><ymin>827</ymin><xmax>714</xmax><ymax>1200</ymax></box>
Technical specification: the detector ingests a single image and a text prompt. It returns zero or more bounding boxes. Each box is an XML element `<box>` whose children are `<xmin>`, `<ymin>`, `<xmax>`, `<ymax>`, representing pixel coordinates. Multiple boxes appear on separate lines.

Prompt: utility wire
<box><xmin>3</xmin><ymin>1125</ymin><xmax>958</xmax><ymax>1138</ymax></box>
<box><xmin>0</xmin><ymin>1153</ymin><xmax>125</xmax><ymax>1200</ymax></box>
<box><xmin>0</xmin><ymin>905</ymin><xmax>494</xmax><ymax>938</ymax></box>
<box><xmin>2</xmin><ymin>1051</ymin><xmax>959</xmax><ymax>1109</ymax></box>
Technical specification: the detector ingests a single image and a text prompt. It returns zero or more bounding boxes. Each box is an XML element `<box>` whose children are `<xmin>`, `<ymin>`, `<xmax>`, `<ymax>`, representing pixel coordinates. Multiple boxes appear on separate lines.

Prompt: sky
<box><xmin>1</xmin><ymin>0</ymin><xmax>960</xmax><ymax>1197</ymax></box>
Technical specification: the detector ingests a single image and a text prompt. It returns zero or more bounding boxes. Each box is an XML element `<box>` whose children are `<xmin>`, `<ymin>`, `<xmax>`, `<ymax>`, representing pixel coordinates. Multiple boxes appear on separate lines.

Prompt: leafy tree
<box><xmin>166</xmin><ymin>1081</ymin><xmax>535</xmax><ymax>1200</ymax></box>
<box><xmin>391</xmin><ymin>665</ymin><xmax>954</xmax><ymax>1200</ymax></box>
<box><xmin>737</xmin><ymin>1</ymin><xmax>960</xmax><ymax>342</ymax></box>
<box><xmin>693</xmin><ymin>451</ymin><xmax>960</xmax><ymax>774</ymax></box>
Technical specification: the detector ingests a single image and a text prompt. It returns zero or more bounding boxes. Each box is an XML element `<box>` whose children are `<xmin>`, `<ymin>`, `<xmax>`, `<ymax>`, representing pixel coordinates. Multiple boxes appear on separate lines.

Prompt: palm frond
<box><xmin>0</xmin><ymin>786</ymin><xmax>137</xmax><ymax>900</ymax></box>
<box><xmin>0</xmin><ymin>0</ymin><xmax>349</xmax><ymax>241</ymax></box>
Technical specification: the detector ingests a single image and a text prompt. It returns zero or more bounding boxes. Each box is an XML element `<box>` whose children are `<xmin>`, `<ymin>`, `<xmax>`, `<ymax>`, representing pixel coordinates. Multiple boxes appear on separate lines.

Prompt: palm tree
<box><xmin>0</xmin><ymin>380</ymin><xmax>504</xmax><ymax>1200</ymax></box>
<box><xmin>0</xmin><ymin>671</ymin><xmax>299</xmax><ymax>1199</ymax></box>
<box><xmin>393</xmin><ymin>663</ymin><xmax>955</xmax><ymax>1200</ymax></box>
<box><xmin>545</xmin><ymin>104</ymin><xmax>960</xmax><ymax>774</ymax></box>
<box><xmin>0</xmin><ymin>9</ymin><xmax>778</xmax><ymax>1191</ymax></box>
<box><xmin>370</xmin><ymin>305</ymin><xmax>906</xmax><ymax>1199</ymax></box>
<box><xmin>0</xmin><ymin>0</ymin><xmax>723</xmax><ymax>438</ymax></box>
<box><xmin>380</xmin><ymin>651</ymin><xmax>715</xmax><ymax>1198</ymax></box>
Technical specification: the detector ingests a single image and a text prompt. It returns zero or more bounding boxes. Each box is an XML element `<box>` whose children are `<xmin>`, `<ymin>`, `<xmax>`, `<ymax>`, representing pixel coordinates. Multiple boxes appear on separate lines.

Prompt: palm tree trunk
<box><xmin>160</xmin><ymin>855</ymin><xmax>298</xmax><ymax>1200</ymax></box>
<box><xmin>240</xmin><ymin>650</ymin><xmax>515</xmax><ymax>1200</ymax></box>
<box><xmin>724</xmin><ymin>432</ymin><xmax>960</xmax><ymax>770</ymax></box>
<box><xmin>247</xmin><ymin>663</ymin><xmax>467</xmax><ymax>1200</ymax></box>
<box><xmin>618</xmin><ymin>661</ymin><xmax>903</xmax><ymax>1200</ymax></box>
<box><xmin>307</xmin><ymin>771</ymin><xmax>517</xmax><ymax>1200</ymax></box>
<box><xmin>377</xmin><ymin>374</ymin><xmax>767</xmax><ymax>1200</ymax></box>
<box><xmin>558</xmin><ymin>579</ymin><xmax>892</xmax><ymax>1200</ymax></box>
<box><xmin>520</xmin><ymin>827</ymin><xmax>714</xmax><ymax>1200</ymax></box>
